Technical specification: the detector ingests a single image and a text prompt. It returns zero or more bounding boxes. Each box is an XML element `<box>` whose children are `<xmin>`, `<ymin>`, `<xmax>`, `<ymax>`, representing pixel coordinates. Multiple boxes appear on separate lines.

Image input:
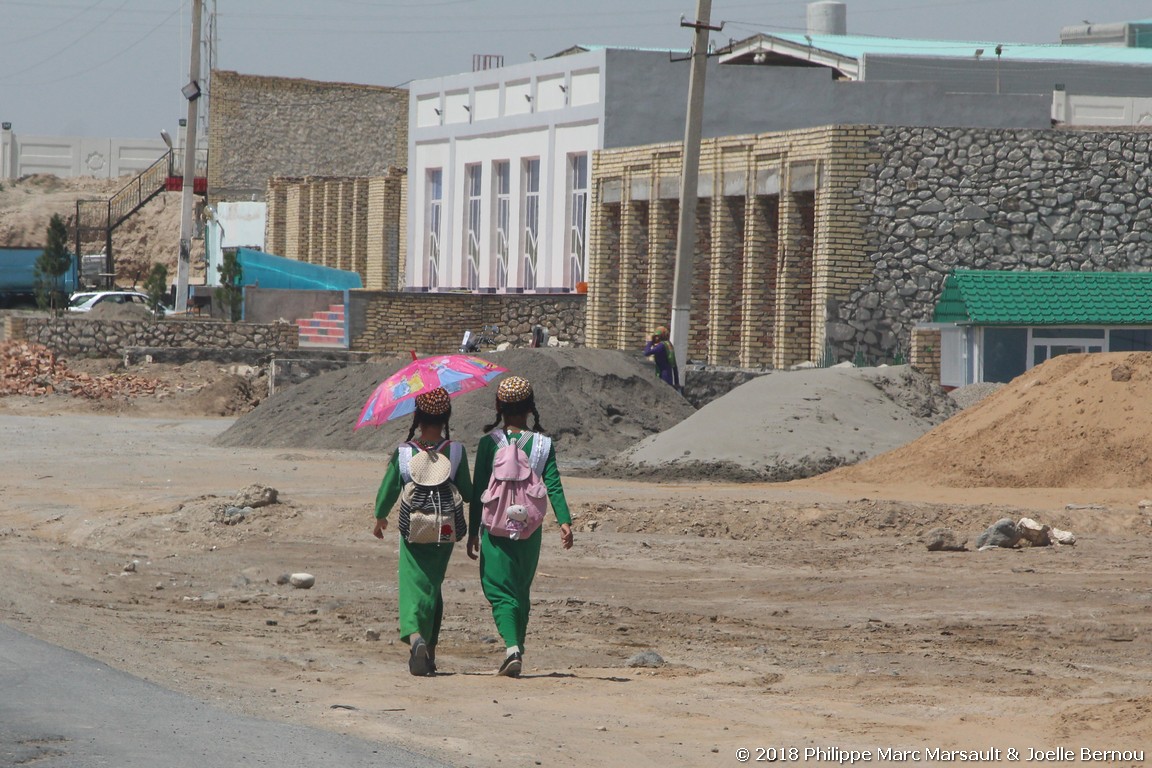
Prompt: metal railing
<box><xmin>108</xmin><ymin>150</ymin><xmax>173</xmax><ymax>229</ymax></box>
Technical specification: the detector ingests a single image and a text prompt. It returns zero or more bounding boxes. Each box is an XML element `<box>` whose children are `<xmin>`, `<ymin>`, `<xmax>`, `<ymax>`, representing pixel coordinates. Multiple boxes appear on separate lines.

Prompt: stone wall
<box><xmin>591</xmin><ymin>124</ymin><xmax>1152</xmax><ymax>370</ymax></box>
<box><xmin>4</xmin><ymin>316</ymin><xmax>298</xmax><ymax>358</ymax></box>
<box><xmin>208</xmin><ymin>71</ymin><xmax>408</xmax><ymax>204</ymax></box>
<box><xmin>265</xmin><ymin>171</ymin><xmax>406</xmax><ymax>290</ymax></box>
<box><xmin>829</xmin><ymin>126</ymin><xmax>1152</xmax><ymax>362</ymax></box>
<box><xmin>347</xmin><ymin>293</ymin><xmax>586</xmax><ymax>356</ymax></box>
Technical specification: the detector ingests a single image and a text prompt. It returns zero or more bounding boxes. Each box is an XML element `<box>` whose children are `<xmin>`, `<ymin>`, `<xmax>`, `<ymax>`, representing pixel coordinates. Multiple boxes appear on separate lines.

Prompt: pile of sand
<box><xmin>828</xmin><ymin>352</ymin><xmax>1152</xmax><ymax>488</ymax></box>
<box><xmin>214</xmin><ymin>347</ymin><xmax>697</xmax><ymax>464</ymax></box>
<box><xmin>602</xmin><ymin>365</ymin><xmax>956</xmax><ymax>482</ymax></box>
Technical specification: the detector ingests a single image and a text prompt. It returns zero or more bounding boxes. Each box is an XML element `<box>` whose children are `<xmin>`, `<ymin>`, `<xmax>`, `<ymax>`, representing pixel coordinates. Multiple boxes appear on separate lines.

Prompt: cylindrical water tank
<box><xmin>807</xmin><ymin>1</ymin><xmax>847</xmax><ymax>36</ymax></box>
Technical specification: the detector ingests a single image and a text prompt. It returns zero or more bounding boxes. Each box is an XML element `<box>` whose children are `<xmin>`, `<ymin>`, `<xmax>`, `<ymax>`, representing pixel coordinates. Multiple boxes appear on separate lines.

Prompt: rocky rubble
<box><xmin>0</xmin><ymin>341</ymin><xmax>166</xmax><ymax>399</ymax></box>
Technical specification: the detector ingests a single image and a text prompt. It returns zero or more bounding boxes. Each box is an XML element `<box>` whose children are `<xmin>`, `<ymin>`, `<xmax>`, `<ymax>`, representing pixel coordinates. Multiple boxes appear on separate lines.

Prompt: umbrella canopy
<box><xmin>355</xmin><ymin>354</ymin><xmax>506</xmax><ymax>429</ymax></box>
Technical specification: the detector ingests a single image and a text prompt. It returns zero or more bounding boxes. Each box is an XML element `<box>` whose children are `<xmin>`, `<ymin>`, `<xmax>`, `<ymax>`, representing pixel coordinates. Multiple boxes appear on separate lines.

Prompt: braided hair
<box><xmin>482</xmin><ymin>394</ymin><xmax>543</xmax><ymax>434</ymax></box>
<box><xmin>405</xmin><ymin>405</ymin><xmax>452</xmax><ymax>443</ymax></box>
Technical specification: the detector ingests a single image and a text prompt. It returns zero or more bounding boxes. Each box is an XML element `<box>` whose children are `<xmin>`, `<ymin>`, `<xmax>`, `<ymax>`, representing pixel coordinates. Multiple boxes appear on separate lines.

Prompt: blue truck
<box><xmin>0</xmin><ymin>247</ymin><xmax>80</xmax><ymax>307</ymax></box>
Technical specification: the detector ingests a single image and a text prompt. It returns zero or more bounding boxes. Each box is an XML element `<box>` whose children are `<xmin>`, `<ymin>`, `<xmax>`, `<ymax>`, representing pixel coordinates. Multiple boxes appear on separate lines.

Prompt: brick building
<box><xmin>589</xmin><ymin>126</ymin><xmax>877</xmax><ymax>369</ymax></box>
<box><xmin>265</xmin><ymin>172</ymin><xmax>406</xmax><ymax>291</ymax></box>
<box><xmin>589</xmin><ymin>124</ymin><xmax>1152</xmax><ymax>371</ymax></box>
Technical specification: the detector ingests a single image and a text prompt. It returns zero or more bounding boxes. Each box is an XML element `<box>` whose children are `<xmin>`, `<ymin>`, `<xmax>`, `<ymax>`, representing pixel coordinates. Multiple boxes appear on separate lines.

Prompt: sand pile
<box><xmin>214</xmin><ymin>347</ymin><xmax>696</xmax><ymax>464</ymax></box>
<box><xmin>602</xmin><ymin>365</ymin><xmax>956</xmax><ymax>482</ymax></box>
<box><xmin>828</xmin><ymin>352</ymin><xmax>1152</xmax><ymax>488</ymax></box>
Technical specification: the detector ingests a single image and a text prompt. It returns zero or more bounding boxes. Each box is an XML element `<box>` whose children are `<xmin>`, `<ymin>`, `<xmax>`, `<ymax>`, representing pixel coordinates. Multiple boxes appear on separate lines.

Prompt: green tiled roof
<box><xmin>933</xmin><ymin>270</ymin><xmax>1152</xmax><ymax>325</ymax></box>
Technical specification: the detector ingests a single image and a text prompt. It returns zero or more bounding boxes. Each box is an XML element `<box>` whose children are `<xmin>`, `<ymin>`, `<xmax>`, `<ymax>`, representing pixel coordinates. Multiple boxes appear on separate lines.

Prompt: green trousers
<box><xmin>479</xmin><ymin>527</ymin><xmax>542</xmax><ymax>651</ymax></box>
<box><xmin>398</xmin><ymin>539</ymin><xmax>454</xmax><ymax>647</ymax></box>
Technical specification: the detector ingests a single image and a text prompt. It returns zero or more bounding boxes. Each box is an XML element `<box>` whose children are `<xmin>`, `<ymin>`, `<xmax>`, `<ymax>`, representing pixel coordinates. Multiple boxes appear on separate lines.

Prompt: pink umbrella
<box><xmin>355</xmin><ymin>354</ymin><xmax>506</xmax><ymax>429</ymax></box>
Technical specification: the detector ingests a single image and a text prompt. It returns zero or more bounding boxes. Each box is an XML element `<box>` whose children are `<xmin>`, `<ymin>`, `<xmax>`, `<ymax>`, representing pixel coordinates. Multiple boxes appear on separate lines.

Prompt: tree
<box><xmin>34</xmin><ymin>214</ymin><xmax>73</xmax><ymax>315</ymax></box>
<box><xmin>142</xmin><ymin>263</ymin><xmax>169</xmax><ymax>319</ymax></box>
<box><xmin>215</xmin><ymin>250</ymin><xmax>243</xmax><ymax>322</ymax></box>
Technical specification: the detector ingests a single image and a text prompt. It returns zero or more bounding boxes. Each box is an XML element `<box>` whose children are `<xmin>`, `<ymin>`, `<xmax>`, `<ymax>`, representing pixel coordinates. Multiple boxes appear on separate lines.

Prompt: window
<box><xmin>568</xmin><ymin>153</ymin><xmax>589</xmax><ymax>288</ymax></box>
<box><xmin>1110</xmin><ymin>328</ymin><xmax>1152</xmax><ymax>351</ymax></box>
<box><xmin>982</xmin><ymin>327</ymin><xmax>1027</xmax><ymax>384</ymax></box>
<box><xmin>494</xmin><ymin>160</ymin><xmax>511</xmax><ymax>290</ymax></box>
<box><xmin>522</xmin><ymin>158</ymin><xmax>540</xmax><ymax>291</ymax></box>
<box><xmin>464</xmin><ymin>164</ymin><xmax>482</xmax><ymax>291</ymax></box>
<box><xmin>426</xmin><ymin>169</ymin><xmax>443</xmax><ymax>289</ymax></box>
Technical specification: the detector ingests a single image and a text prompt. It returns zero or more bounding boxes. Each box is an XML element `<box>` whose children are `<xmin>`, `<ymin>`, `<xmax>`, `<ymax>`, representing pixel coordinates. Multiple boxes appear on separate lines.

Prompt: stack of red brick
<box><xmin>0</xmin><ymin>341</ymin><xmax>165</xmax><ymax>399</ymax></box>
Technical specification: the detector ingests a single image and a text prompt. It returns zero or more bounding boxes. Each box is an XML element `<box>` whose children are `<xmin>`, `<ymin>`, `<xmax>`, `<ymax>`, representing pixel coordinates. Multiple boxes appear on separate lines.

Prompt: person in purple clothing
<box><xmin>643</xmin><ymin>325</ymin><xmax>680</xmax><ymax>390</ymax></box>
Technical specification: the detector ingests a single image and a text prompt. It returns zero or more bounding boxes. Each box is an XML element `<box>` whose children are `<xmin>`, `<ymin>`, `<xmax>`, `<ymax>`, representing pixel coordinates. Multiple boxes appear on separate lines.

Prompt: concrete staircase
<box><xmin>296</xmin><ymin>303</ymin><xmax>346</xmax><ymax>348</ymax></box>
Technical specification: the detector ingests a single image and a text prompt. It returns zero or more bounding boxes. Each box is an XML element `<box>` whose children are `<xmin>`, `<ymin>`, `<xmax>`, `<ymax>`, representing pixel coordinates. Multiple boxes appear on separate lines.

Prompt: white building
<box><xmin>406</xmin><ymin>47</ymin><xmax>807</xmax><ymax>294</ymax></box>
<box><xmin>406</xmin><ymin>40</ymin><xmax>1067</xmax><ymax>296</ymax></box>
<box><xmin>408</xmin><ymin>51</ymin><xmax>602</xmax><ymax>293</ymax></box>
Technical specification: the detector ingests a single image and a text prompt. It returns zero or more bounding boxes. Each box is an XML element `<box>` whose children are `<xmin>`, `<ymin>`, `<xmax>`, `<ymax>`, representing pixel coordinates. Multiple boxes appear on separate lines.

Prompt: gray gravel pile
<box><xmin>214</xmin><ymin>347</ymin><xmax>696</xmax><ymax>465</ymax></box>
<box><xmin>598</xmin><ymin>365</ymin><xmax>956</xmax><ymax>482</ymax></box>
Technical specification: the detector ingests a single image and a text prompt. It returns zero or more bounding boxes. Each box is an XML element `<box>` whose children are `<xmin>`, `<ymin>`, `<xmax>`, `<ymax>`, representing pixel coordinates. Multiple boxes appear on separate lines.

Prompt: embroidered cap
<box><xmin>496</xmin><ymin>376</ymin><xmax>533</xmax><ymax>404</ymax></box>
<box><xmin>415</xmin><ymin>387</ymin><xmax>451</xmax><ymax>416</ymax></box>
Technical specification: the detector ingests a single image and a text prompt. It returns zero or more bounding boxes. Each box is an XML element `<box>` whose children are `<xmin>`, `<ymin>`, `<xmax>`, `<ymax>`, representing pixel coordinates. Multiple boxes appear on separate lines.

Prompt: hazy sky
<box><xmin>2</xmin><ymin>0</ymin><xmax>1150</xmax><ymax>138</ymax></box>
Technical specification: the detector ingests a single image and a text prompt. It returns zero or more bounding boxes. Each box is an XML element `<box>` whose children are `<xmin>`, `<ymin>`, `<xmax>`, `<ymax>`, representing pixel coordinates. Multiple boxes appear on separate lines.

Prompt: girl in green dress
<box><xmin>468</xmin><ymin>376</ymin><xmax>574</xmax><ymax>677</ymax></box>
<box><xmin>373</xmin><ymin>387</ymin><xmax>473</xmax><ymax>676</ymax></box>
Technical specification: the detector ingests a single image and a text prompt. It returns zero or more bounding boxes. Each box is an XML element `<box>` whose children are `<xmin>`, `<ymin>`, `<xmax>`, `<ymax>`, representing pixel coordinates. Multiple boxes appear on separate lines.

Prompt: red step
<box><xmin>297</xmin><ymin>303</ymin><xmax>347</xmax><ymax>347</ymax></box>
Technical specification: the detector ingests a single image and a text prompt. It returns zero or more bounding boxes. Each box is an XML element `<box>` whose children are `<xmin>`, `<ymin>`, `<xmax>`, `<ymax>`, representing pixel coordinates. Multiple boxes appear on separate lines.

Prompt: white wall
<box><xmin>205</xmin><ymin>202</ymin><xmax>267</xmax><ymax>287</ymax></box>
<box><xmin>0</xmin><ymin>129</ymin><xmax>168</xmax><ymax>180</ymax></box>
<box><xmin>1052</xmin><ymin>91</ymin><xmax>1152</xmax><ymax>125</ymax></box>
<box><xmin>408</xmin><ymin>50</ymin><xmax>606</xmax><ymax>293</ymax></box>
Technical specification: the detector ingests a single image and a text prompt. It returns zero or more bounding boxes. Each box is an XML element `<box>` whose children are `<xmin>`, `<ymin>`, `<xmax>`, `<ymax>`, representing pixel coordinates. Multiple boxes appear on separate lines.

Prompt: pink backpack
<box><xmin>480</xmin><ymin>429</ymin><xmax>551</xmax><ymax>540</ymax></box>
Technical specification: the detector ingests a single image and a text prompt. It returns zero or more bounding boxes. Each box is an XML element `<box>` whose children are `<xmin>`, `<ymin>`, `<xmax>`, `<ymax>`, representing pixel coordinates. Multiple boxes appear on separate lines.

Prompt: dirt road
<box><xmin>1</xmin><ymin>412</ymin><xmax>1150</xmax><ymax>767</ymax></box>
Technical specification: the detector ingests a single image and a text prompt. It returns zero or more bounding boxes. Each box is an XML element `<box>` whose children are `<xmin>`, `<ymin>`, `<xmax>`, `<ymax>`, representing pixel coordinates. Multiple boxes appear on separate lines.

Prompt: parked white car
<box><xmin>67</xmin><ymin>291</ymin><xmax>168</xmax><ymax>315</ymax></box>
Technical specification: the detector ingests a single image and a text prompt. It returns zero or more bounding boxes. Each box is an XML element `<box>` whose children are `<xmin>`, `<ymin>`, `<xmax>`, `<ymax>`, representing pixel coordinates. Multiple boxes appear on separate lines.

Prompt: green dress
<box><xmin>375</xmin><ymin>441</ymin><xmax>473</xmax><ymax>648</ymax></box>
<box><xmin>469</xmin><ymin>430</ymin><xmax>571</xmax><ymax>652</ymax></box>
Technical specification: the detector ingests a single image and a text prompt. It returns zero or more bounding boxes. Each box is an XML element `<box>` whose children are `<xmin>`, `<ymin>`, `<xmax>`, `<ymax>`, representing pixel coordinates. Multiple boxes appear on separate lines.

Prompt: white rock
<box><xmin>1138</xmin><ymin>499</ymin><xmax>1152</xmax><ymax>509</ymax></box>
<box><xmin>1050</xmin><ymin>527</ymin><xmax>1076</xmax><ymax>546</ymax></box>
<box><xmin>1016</xmin><ymin>517</ymin><xmax>1052</xmax><ymax>546</ymax></box>
<box><xmin>289</xmin><ymin>572</ymin><xmax>315</xmax><ymax>589</ymax></box>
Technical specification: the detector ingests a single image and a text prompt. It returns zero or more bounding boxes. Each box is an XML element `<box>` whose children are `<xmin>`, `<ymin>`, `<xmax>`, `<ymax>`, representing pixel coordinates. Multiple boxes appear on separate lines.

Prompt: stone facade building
<box><xmin>208</xmin><ymin>71</ymin><xmax>408</xmax><ymax>205</ymax></box>
<box><xmin>588</xmin><ymin>125</ymin><xmax>1152</xmax><ymax>369</ymax></box>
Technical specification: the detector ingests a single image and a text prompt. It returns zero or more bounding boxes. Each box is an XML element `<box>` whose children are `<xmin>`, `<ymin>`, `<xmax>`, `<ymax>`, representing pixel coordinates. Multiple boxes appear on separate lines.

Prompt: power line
<box><xmin>0</xmin><ymin>0</ymin><xmax>185</xmax><ymax>86</ymax></box>
<box><xmin>0</xmin><ymin>0</ymin><xmax>107</xmax><ymax>46</ymax></box>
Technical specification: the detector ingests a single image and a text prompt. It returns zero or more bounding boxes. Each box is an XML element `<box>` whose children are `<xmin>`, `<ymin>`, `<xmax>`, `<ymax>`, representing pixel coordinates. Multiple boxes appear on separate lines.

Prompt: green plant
<box><xmin>34</xmin><ymin>213</ymin><xmax>73</xmax><ymax>315</ymax></box>
<box><xmin>214</xmin><ymin>249</ymin><xmax>243</xmax><ymax>322</ymax></box>
<box><xmin>143</xmin><ymin>263</ymin><xmax>169</xmax><ymax>319</ymax></box>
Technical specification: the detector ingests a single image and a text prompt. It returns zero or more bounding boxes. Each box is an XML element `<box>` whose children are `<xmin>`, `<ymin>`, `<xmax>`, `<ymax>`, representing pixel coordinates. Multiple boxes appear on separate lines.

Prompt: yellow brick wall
<box><xmin>590</xmin><ymin>125</ymin><xmax>881</xmax><ymax>368</ymax></box>
<box><xmin>348</xmin><ymin>293</ymin><xmax>586</xmax><ymax>355</ymax></box>
<box><xmin>267</xmin><ymin>170</ymin><xmax>405</xmax><ymax>289</ymax></box>
<box><xmin>910</xmin><ymin>327</ymin><xmax>942</xmax><ymax>383</ymax></box>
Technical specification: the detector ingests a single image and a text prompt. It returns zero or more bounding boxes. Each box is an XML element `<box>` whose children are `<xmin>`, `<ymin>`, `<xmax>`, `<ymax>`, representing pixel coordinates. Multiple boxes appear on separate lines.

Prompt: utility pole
<box><xmin>175</xmin><ymin>0</ymin><xmax>203</xmax><ymax>314</ymax></box>
<box><xmin>669</xmin><ymin>0</ymin><xmax>720</xmax><ymax>375</ymax></box>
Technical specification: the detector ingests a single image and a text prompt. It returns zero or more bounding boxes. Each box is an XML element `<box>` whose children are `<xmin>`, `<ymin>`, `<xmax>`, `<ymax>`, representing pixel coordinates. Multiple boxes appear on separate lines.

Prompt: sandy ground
<box><xmin>2</xmin><ymin>396</ymin><xmax>1151</xmax><ymax>767</ymax></box>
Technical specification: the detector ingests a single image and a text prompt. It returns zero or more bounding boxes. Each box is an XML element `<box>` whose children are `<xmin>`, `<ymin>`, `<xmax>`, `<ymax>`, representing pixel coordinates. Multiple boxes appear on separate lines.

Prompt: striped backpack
<box><xmin>397</xmin><ymin>440</ymin><xmax>465</xmax><ymax>545</ymax></box>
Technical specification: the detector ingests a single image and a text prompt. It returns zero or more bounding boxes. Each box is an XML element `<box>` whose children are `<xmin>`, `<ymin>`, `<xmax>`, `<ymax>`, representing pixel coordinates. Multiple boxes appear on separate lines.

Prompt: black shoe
<box><xmin>497</xmin><ymin>651</ymin><xmax>522</xmax><ymax>678</ymax></box>
<box><xmin>427</xmin><ymin>648</ymin><xmax>437</xmax><ymax>675</ymax></box>
<box><xmin>409</xmin><ymin>639</ymin><xmax>431</xmax><ymax>677</ymax></box>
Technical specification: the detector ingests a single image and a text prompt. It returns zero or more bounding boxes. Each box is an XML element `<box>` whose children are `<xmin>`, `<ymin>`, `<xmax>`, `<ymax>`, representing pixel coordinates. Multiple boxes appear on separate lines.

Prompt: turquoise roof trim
<box><xmin>769</xmin><ymin>32</ymin><xmax>1152</xmax><ymax>65</ymax></box>
<box><xmin>933</xmin><ymin>270</ymin><xmax>1152</xmax><ymax>326</ymax></box>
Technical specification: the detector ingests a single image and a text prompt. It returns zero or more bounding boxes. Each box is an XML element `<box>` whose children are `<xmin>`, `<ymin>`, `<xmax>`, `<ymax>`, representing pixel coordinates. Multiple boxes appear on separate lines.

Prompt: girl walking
<box><xmin>373</xmin><ymin>387</ymin><xmax>472</xmax><ymax>676</ymax></box>
<box><xmin>468</xmin><ymin>376</ymin><xmax>574</xmax><ymax>677</ymax></box>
